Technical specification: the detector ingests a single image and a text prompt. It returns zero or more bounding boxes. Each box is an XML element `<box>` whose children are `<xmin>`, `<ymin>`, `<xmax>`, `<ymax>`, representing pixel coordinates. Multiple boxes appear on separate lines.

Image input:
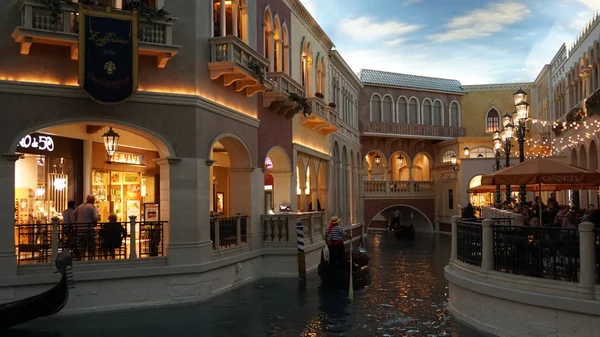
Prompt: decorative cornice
<box><xmin>329</xmin><ymin>50</ymin><xmax>363</xmax><ymax>89</ymax></box>
<box><xmin>462</xmin><ymin>83</ymin><xmax>534</xmax><ymax>92</ymax></box>
<box><xmin>0</xmin><ymin>80</ymin><xmax>260</xmax><ymax>129</ymax></box>
<box><xmin>288</xmin><ymin>0</ymin><xmax>334</xmax><ymax>51</ymax></box>
<box><xmin>293</xmin><ymin>142</ymin><xmax>331</xmax><ymax>160</ymax></box>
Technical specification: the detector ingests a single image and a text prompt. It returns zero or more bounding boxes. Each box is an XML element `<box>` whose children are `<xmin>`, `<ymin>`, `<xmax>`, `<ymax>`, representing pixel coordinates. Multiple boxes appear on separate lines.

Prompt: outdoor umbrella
<box><xmin>480</xmin><ymin>157</ymin><xmax>600</xmax><ymax>218</ymax></box>
<box><xmin>467</xmin><ymin>184</ymin><xmax>567</xmax><ymax>194</ymax></box>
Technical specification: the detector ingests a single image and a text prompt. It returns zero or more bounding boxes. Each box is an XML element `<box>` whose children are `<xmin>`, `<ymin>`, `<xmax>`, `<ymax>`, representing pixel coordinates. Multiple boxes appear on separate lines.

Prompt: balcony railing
<box><xmin>263</xmin><ymin>72</ymin><xmax>305</xmax><ymax>117</ymax></box>
<box><xmin>11</xmin><ymin>0</ymin><xmax>181</xmax><ymax>68</ymax></box>
<box><xmin>14</xmin><ymin>218</ymin><xmax>165</xmax><ymax>264</ymax></box>
<box><xmin>301</xmin><ymin>97</ymin><xmax>338</xmax><ymax>134</ymax></box>
<box><xmin>456</xmin><ymin>220</ymin><xmax>482</xmax><ymax>266</ymax></box>
<box><xmin>208</xmin><ymin>36</ymin><xmax>271</xmax><ymax>97</ymax></box>
<box><xmin>209</xmin><ymin>215</ymin><xmax>249</xmax><ymax>250</ymax></box>
<box><xmin>363</xmin><ymin>180</ymin><xmax>434</xmax><ymax>198</ymax></box>
<box><xmin>360</xmin><ymin>121</ymin><xmax>466</xmax><ymax>138</ymax></box>
<box><xmin>261</xmin><ymin>212</ymin><xmax>325</xmax><ymax>247</ymax></box>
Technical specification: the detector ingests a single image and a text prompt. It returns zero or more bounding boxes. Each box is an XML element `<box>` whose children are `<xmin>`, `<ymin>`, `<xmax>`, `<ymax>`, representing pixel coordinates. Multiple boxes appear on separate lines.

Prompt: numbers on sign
<box><xmin>19</xmin><ymin>135</ymin><xmax>32</xmax><ymax>148</ymax></box>
<box><xmin>18</xmin><ymin>134</ymin><xmax>55</xmax><ymax>152</ymax></box>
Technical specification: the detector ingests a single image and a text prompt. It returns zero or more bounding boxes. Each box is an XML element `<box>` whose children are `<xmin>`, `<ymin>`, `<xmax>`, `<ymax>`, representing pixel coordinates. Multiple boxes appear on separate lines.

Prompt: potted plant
<box><xmin>247</xmin><ymin>60</ymin><xmax>265</xmax><ymax>85</ymax></box>
<box><xmin>328</xmin><ymin>102</ymin><xmax>337</xmax><ymax>108</ymax></box>
<box><xmin>315</xmin><ymin>92</ymin><xmax>324</xmax><ymax>99</ymax></box>
<box><xmin>286</xmin><ymin>90</ymin><xmax>312</xmax><ymax>116</ymax></box>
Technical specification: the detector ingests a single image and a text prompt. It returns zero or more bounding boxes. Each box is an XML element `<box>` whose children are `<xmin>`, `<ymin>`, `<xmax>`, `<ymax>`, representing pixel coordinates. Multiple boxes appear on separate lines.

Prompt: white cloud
<box><xmin>429</xmin><ymin>1</ymin><xmax>531</xmax><ymax>42</ymax></box>
<box><xmin>338</xmin><ymin>16</ymin><xmax>421</xmax><ymax>41</ymax></box>
<box><xmin>384</xmin><ymin>38</ymin><xmax>405</xmax><ymax>47</ymax></box>
<box><xmin>576</xmin><ymin>0</ymin><xmax>600</xmax><ymax>11</ymax></box>
<box><xmin>403</xmin><ymin>0</ymin><xmax>424</xmax><ymax>5</ymax></box>
<box><xmin>299</xmin><ymin>0</ymin><xmax>317</xmax><ymax>17</ymax></box>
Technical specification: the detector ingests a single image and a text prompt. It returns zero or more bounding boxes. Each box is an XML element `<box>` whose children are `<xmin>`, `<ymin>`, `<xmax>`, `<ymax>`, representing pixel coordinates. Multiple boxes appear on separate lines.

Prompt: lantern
<box><xmin>374</xmin><ymin>154</ymin><xmax>381</xmax><ymax>166</ymax></box>
<box><xmin>504</xmin><ymin>123</ymin><xmax>514</xmax><ymax>139</ymax></box>
<box><xmin>513</xmin><ymin>88</ymin><xmax>528</xmax><ymax>105</ymax></box>
<box><xmin>450</xmin><ymin>154</ymin><xmax>457</xmax><ymax>166</ymax></box>
<box><xmin>102</xmin><ymin>127</ymin><xmax>120</xmax><ymax>157</ymax></box>
<box><xmin>502</xmin><ymin>113</ymin><xmax>512</xmax><ymax>128</ymax></box>
<box><xmin>396</xmin><ymin>156</ymin><xmax>404</xmax><ymax>166</ymax></box>
<box><xmin>463</xmin><ymin>146</ymin><xmax>470</xmax><ymax>157</ymax></box>
<box><xmin>515</xmin><ymin>101</ymin><xmax>530</xmax><ymax>121</ymax></box>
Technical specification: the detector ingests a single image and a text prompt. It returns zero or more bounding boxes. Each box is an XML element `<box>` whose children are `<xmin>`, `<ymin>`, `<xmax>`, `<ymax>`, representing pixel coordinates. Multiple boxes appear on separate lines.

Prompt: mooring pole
<box><xmin>297</xmin><ymin>222</ymin><xmax>306</xmax><ymax>279</ymax></box>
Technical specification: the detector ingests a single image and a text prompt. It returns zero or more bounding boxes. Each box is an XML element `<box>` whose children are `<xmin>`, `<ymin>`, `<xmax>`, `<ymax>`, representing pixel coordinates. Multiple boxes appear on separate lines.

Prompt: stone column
<box><xmin>336</xmin><ymin>160</ymin><xmax>342</xmax><ymax>217</ymax></box>
<box><xmin>481</xmin><ymin>218</ymin><xmax>494</xmax><ymax>272</ymax></box>
<box><xmin>220</xmin><ymin>0</ymin><xmax>227</xmax><ymax>37</ymax></box>
<box><xmin>0</xmin><ymin>154</ymin><xmax>19</xmax><ymax>276</ymax></box>
<box><xmin>275</xmin><ymin>38</ymin><xmax>282</xmax><ymax>72</ymax></box>
<box><xmin>578</xmin><ymin>222</ymin><xmax>597</xmax><ymax>298</ymax></box>
<box><xmin>232</xmin><ymin>0</ymin><xmax>239</xmax><ymax>38</ymax></box>
<box><xmin>82</xmin><ymin>140</ymin><xmax>92</xmax><ymax>198</ymax></box>
<box><xmin>345</xmin><ymin>163</ymin><xmax>351</xmax><ymax>224</ymax></box>
<box><xmin>156</xmin><ymin>157</ymin><xmax>209</xmax><ymax>266</ymax></box>
<box><xmin>283</xmin><ymin>44</ymin><xmax>290</xmax><ymax>73</ymax></box>
<box><xmin>229</xmin><ymin>167</ymin><xmax>263</xmax><ymax>249</ymax></box>
<box><xmin>291</xmin><ymin>148</ymin><xmax>298</xmax><ymax>212</ymax></box>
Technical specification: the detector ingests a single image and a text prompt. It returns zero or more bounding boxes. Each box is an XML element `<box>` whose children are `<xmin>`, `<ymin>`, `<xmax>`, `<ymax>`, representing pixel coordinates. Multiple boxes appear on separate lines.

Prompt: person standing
<box><xmin>61</xmin><ymin>201</ymin><xmax>76</xmax><ymax>249</ymax></box>
<box><xmin>325</xmin><ymin>216</ymin><xmax>348</xmax><ymax>268</ymax></box>
<box><xmin>391</xmin><ymin>208</ymin><xmax>402</xmax><ymax>230</ymax></box>
<box><xmin>71</xmin><ymin>195</ymin><xmax>99</xmax><ymax>259</ymax></box>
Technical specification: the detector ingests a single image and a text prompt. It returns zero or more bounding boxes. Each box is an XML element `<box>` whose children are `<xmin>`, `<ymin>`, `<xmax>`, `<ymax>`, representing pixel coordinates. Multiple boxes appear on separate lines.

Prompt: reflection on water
<box><xmin>5</xmin><ymin>233</ymin><xmax>483</xmax><ymax>337</ymax></box>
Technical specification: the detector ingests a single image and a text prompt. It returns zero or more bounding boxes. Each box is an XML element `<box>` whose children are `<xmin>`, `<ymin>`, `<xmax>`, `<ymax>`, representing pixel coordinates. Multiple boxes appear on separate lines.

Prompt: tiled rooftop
<box><xmin>358</xmin><ymin>69</ymin><xmax>467</xmax><ymax>94</ymax></box>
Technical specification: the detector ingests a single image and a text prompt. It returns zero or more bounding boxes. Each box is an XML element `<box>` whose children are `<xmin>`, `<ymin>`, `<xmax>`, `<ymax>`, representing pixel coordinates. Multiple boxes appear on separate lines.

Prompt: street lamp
<box><xmin>396</xmin><ymin>156</ymin><xmax>403</xmax><ymax>166</ymax></box>
<box><xmin>492</xmin><ymin>131</ymin><xmax>502</xmax><ymax>205</ymax></box>
<box><xmin>374</xmin><ymin>154</ymin><xmax>381</xmax><ymax>166</ymax></box>
<box><xmin>513</xmin><ymin>88</ymin><xmax>529</xmax><ymax>206</ymax></box>
<box><xmin>463</xmin><ymin>146</ymin><xmax>470</xmax><ymax>157</ymax></box>
<box><xmin>102</xmin><ymin>127</ymin><xmax>120</xmax><ymax>157</ymax></box>
<box><xmin>451</xmin><ymin>154</ymin><xmax>460</xmax><ymax>171</ymax></box>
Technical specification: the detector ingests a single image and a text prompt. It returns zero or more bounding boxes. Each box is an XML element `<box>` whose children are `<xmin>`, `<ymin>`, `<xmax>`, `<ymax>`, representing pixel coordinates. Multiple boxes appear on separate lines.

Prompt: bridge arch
<box><xmin>366</xmin><ymin>203</ymin><xmax>434</xmax><ymax>232</ymax></box>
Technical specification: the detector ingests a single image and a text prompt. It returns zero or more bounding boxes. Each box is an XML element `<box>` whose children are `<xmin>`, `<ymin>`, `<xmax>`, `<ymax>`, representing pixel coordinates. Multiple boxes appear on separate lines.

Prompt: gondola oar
<box><xmin>348</xmin><ymin>226</ymin><xmax>354</xmax><ymax>301</ymax></box>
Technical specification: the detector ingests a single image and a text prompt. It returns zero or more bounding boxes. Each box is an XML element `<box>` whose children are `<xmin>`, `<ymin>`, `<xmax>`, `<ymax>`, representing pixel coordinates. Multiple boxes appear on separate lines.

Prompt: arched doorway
<box><xmin>412</xmin><ymin>153</ymin><xmax>431</xmax><ymax>181</ymax></box>
<box><xmin>263</xmin><ymin>146</ymin><xmax>291</xmax><ymax>214</ymax></box>
<box><xmin>10</xmin><ymin>121</ymin><xmax>174</xmax><ymax>263</ymax></box>
<box><xmin>368</xmin><ymin>204</ymin><xmax>434</xmax><ymax>233</ymax></box>
<box><xmin>389</xmin><ymin>151</ymin><xmax>411</xmax><ymax>182</ymax></box>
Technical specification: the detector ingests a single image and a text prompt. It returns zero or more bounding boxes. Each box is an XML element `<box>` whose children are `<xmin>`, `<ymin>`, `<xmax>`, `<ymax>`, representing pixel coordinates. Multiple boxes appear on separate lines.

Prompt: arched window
<box><xmin>320</xmin><ymin>58</ymin><xmax>326</xmax><ymax>96</ymax></box>
<box><xmin>281</xmin><ymin>23</ymin><xmax>289</xmax><ymax>74</ymax></box>
<box><xmin>370</xmin><ymin>94</ymin><xmax>382</xmax><ymax>122</ymax></box>
<box><xmin>433</xmin><ymin>100</ymin><xmax>443</xmax><ymax>126</ymax></box>
<box><xmin>213</xmin><ymin>0</ymin><xmax>247</xmax><ymax>42</ymax></box>
<box><xmin>382</xmin><ymin>95</ymin><xmax>393</xmax><ymax>122</ymax></box>
<box><xmin>442</xmin><ymin>150</ymin><xmax>456</xmax><ymax>163</ymax></box>
<box><xmin>450</xmin><ymin>101</ymin><xmax>460</xmax><ymax>127</ymax></box>
<box><xmin>316</xmin><ymin>59</ymin><xmax>323</xmax><ymax>94</ymax></box>
<box><xmin>264</xmin><ymin>9</ymin><xmax>273</xmax><ymax>69</ymax></box>
<box><xmin>470</xmin><ymin>147</ymin><xmax>495</xmax><ymax>158</ymax></box>
<box><xmin>397</xmin><ymin>97</ymin><xmax>408</xmax><ymax>123</ymax></box>
<box><xmin>273</xmin><ymin>15</ymin><xmax>282</xmax><ymax>72</ymax></box>
<box><xmin>469</xmin><ymin>175</ymin><xmax>482</xmax><ymax>188</ymax></box>
<box><xmin>486</xmin><ymin>108</ymin><xmax>500</xmax><ymax>133</ymax></box>
<box><xmin>422</xmin><ymin>99</ymin><xmax>432</xmax><ymax>125</ymax></box>
<box><xmin>409</xmin><ymin>98</ymin><xmax>419</xmax><ymax>124</ymax></box>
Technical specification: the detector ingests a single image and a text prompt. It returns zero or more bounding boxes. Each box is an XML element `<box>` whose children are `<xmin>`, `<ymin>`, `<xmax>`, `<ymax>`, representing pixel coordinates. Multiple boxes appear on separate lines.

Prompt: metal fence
<box><xmin>596</xmin><ymin>230</ymin><xmax>600</xmax><ymax>284</ymax></box>
<box><xmin>456</xmin><ymin>220</ymin><xmax>482</xmax><ymax>266</ymax></box>
<box><xmin>15</xmin><ymin>221</ymin><xmax>166</xmax><ymax>264</ymax></box>
<box><xmin>210</xmin><ymin>216</ymin><xmax>249</xmax><ymax>249</ymax></box>
<box><xmin>492</xmin><ymin>225</ymin><xmax>580</xmax><ymax>282</ymax></box>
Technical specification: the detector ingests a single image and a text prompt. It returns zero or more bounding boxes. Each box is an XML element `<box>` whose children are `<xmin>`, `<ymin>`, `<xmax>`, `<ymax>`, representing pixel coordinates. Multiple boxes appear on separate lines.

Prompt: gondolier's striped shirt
<box><xmin>327</xmin><ymin>225</ymin><xmax>346</xmax><ymax>242</ymax></box>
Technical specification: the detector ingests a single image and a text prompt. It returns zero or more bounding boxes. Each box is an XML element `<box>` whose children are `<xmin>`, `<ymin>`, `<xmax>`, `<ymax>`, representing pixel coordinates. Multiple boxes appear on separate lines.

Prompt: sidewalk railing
<box><xmin>209</xmin><ymin>215</ymin><xmax>249</xmax><ymax>250</ymax></box>
<box><xmin>451</xmin><ymin>216</ymin><xmax>598</xmax><ymax>287</ymax></box>
<box><xmin>14</xmin><ymin>217</ymin><xmax>166</xmax><ymax>264</ymax></box>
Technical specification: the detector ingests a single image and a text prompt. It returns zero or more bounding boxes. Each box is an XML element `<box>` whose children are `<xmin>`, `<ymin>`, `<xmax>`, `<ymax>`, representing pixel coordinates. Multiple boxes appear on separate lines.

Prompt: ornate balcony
<box><xmin>263</xmin><ymin>72</ymin><xmax>305</xmax><ymax>117</ymax></box>
<box><xmin>360</xmin><ymin>121</ymin><xmax>466</xmax><ymax>139</ymax></box>
<box><xmin>208</xmin><ymin>36</ymin><xmax>271</xmax><ymax>98</ymax></box>
<box><xmin>301</xmin><ymin>97</ymin><xmax>338</xmax><ymax>135</ymax></box>
<box><xmin>11</xmin><ymin>0</ymin><xmax>181</xmax><ymax>68</ymax></box>
<box><xmin>363</xmin><ymin>180</ymin><xmax>435</xmax><ymax>198</ymax></box>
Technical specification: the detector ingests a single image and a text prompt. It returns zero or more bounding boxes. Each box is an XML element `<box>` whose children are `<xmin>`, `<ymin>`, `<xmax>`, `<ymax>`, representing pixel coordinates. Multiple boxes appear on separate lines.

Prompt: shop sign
<box><xmin>78</xmin><ymin>5</ymin><xmax>139</xmax><ymax>104</ymax></box>
<box><xmin>18</xmin><ymin>134</ymin><xmax>55</xmax><ymax>152</ymax></box>
<box><xmin>110</xmin><ymin>151</ymin><xmax>143</xmax><ymax>165</ymax></box>
<box><xmin>265</xmin><ymin>156</ymin><xmax>273</xmax><ymax>170</ymax></box>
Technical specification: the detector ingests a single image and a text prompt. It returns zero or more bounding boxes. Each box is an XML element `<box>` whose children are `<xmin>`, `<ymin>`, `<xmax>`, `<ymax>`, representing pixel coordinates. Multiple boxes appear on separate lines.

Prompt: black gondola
<box><xmin>0</xmin><ymin>251</ymin><xmax>75</xmax><ymax>330</ymax></box>
<box><xmin>393</xmin><ymin>224</ymin><xmax>415</xmax><ymax>239</ymax></box>
<box><xmin>318</xmin><ymin>239</ymin><xmax>370</xmax><ymax>287</ymax></box>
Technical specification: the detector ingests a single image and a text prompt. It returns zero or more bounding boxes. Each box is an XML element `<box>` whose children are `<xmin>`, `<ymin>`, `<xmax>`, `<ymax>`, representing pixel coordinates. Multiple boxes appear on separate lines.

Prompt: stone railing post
<box><xmin>129</xmin><ymin>215</ymin><xmax>137</xmax><ymax>259</ymax></box>
<box><xmin>481</xmin><ymin>219</ymin><xmax>494</xmax><ymax>272</ymax></box>
<box><xmin>51</xmin><ymin>217</ymin><xmax>59</xmax><ymax>263</ymax></box>
<box><xmin>578</xmin><ymin>222</ymin><xmax>596</xmax><ymax>297</ymax></box>
<box><xmin>214</xmin><ymin>217</ymin><xmax>220</xmax><ymax>249</ymax></box>
<box><xmin>451</xmin><ymin>215</ymin><xmax>460</xmax><ymax>261</ymax></box>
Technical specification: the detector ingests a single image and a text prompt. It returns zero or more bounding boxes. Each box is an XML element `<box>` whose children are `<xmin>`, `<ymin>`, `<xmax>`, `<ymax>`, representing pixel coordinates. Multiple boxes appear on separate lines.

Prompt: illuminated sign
<box><xmin>265</xmin><ymin>156</ymin><xmax>273</xmax><ymax>170</ymax></box>
<box><xmin>110</xmin><ymin>151</ymin><xmax>143</xmax><ymax>165</ymax></box>
<box><xmin>19</xmin><ymin>134</ymin><xmax>55</xmax><ymax>152</ymax></box>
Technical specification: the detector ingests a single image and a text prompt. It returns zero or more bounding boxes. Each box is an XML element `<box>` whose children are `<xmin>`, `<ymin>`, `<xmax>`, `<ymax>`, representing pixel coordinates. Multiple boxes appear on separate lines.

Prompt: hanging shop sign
<box><xmin>78</xmin><ymin>5</ymin><xmax>139</xmax><ymax>104</ymax></box>
<box><xmin>109</xmin><ymin>151</ymin><xmax>144</xmax><ymax>165</ymax></box>
<box><xmin>18</xmin><ymin>134</ymin><xmax>55</xmax><ymax>152</ymax></box>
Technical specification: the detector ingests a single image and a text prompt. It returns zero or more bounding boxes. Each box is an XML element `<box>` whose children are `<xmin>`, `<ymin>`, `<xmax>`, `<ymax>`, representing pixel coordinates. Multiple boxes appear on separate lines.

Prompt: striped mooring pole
<box><xmin>297</xmin><ymin>222</ymin><xmax>306</xmax><ymax>279</ymax></box>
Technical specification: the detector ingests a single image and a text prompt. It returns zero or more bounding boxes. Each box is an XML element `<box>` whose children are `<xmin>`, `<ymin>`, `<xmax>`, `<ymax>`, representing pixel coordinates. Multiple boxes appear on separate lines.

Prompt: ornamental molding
<box><xmin>462</xmin><ymin>83</ymin><xmax>534</xmax><ymax>92</ymax></box>
<box><xmin>0</xmin><ymin>80</ymin><xmax>260</xmax><ymax>129</ymax></box>
<box><xmin>287</xmin><ymin>0</ymin><xmax>334</xmax><ymax>51</ymax></box>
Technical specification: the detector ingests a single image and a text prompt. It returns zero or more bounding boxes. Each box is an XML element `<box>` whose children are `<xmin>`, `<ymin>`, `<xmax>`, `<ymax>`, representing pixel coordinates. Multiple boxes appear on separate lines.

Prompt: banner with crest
<box><xmin>78</xmin><ymin>5</ymin><xmax>138</xmax><ymax>104</ymax></box>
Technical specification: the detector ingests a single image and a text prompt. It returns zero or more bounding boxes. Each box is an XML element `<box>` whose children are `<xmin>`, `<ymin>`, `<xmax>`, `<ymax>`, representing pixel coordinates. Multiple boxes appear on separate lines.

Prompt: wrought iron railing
<box><xmin>456</xmin><ymin>220</ymin><xmax>482</xmax><ymax>266</ymax></box>
<box><xmin>493</xmin><ymin>226</ymin><xmax>580</xmax><ymax>282</ymax></box>
<box><xmin>209</xmin><ymin>215</ymin><xmax>249</xmax><ymax>249</ymax></box>
<box><xmin>596</xmin><ymin>230</ymin><xmax>600</xmax><ymax>284</ymax></box>
<box><xmin>14</xmin><ymin>220</ymin><xmax>166</xmax><ymax>264</ymax></box>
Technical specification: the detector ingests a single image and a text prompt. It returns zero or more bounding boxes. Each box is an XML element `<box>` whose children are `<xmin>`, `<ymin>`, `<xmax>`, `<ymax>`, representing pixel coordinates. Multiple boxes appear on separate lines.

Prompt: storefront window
<box><xmin>92</xmin><ymin>170</ymin><xmax>155</xmax><ymax>222</ymax></box>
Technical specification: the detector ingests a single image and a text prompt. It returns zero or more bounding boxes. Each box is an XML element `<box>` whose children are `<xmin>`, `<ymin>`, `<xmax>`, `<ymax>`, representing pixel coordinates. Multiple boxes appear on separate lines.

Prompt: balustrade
<box><xmin>360</xmin><ymin>120</ymin><xmax>466</xmax><ymax>138</ymax></box>
<box><xmin>261</xmin><ymin>212</ymin><xmax>325</xmax><ymax>247</ymax></box>
<box><xmin>363</xmin><ymin>180</ymin><xmax>434</xmax><ymax>197</ymax></box>
<box><xmin>209</xmin><ymin>215</ymin><xmax>249</xmax><ymax>250</ymax></box>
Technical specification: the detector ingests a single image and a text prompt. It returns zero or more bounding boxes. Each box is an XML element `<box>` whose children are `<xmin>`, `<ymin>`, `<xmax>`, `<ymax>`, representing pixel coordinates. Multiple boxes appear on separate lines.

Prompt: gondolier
<box><xmin>325</xmin><ymin>216</ymin><xmax>349</xmax><ymax>268</ymax></box>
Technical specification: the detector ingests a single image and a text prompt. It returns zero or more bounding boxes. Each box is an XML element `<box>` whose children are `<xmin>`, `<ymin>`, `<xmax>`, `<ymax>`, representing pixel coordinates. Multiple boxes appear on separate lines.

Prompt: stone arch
<box><xmin>449</xmin><ymin>100</ymin><xmax>461</xmax><ymax>127</ymax></box>
<box><xmin>589</xmin><ymin>138</ymin><xmax>599</xmax><ymax>171</ymax></box>
<box><xmin>412</xmin><ymin>152</ymin><xmax>432</xmax><ymax>181</ymax></box>
<box><xmin>263</xmin><ymin>6</ymin><xmax>274</xmax><ymax>70</ymax></box>
<box><xmin>208</xmin><ymin>133</ymin><xmax>252</xmax><ymax>169</ymax></box>
<box><xmin>370</xmin><ymin>93</ymin><xmax>383</xmax><ymax>122</ymax></box>
<box><xmin>408</xmin><ymin>96</ymin><xmax>420</xmax><ymax>124</ymax></box>
<box><xmin>10</xmin><ymin>118</ymin><xmax>175</xmax><ymax>158</ymax></box>
<box><xmin>433</xmin><ymin>99</ymin><xmax>444</xmax><ymax>126</ymax></box>
<box><xmin>570</xmin><ymin>148</ymin><xmax>578</xmax><ymax>166</ymax></box>
<box><xmin>367</xmin><ymin>204</ymin><xmax>434</xmax><ymax>232</ymax></box>
<box><xmin>388</xmin><ymin>150</ymin><xmax>411</xmax><ymax>181</ymax></box>
<box><xmin>579</xmin><ymin>144</ymin><xmax>588</xmax><ymax>169</ymax></box>
<box><xmin>485</xmin><ymin>108</ymin><xmax>500</xmax><ymax>133</ymax></box>
<box><xmin>381</xmin><ymin>94</ymin><xmax>394</xmax><ymax>122</ymax></box>
<box><xmin>341</xmin><ymin>145</ymin><xmax>349</xmax><ymax>223</ymax></box>
<box><xmin>396</xmin><ymin>95</ymin><xmax>409</xmax><ymax>123</ymax></box>
<box><xmin>364</xmin><ymin>149</ymin><xmax>387</xmax><ymax>176</ymax></box>
<box><xmin>273</xmin><ymin>14</ymin><xmax>282</xmax><ymax>72</ymax></box>
<box><xmin>317</xmin><ymin>159</ymin><xmax>328</xmax><ymax>212</ymax></box>
<box><xmin>281</xmin><ymin>22</ymin><xmax>289</xmax><ymax>74</ymax></box>
<box><xmin>264</xmin><ymin>145</ymin><xmax>291</xmax><ymax>173</ymax></box>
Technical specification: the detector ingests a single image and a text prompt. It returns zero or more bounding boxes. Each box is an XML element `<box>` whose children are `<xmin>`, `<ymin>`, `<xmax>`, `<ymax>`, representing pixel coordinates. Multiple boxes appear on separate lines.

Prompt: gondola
<box><xmin>0</xmin><ymin>251</ymin><xmax>75</xmax><ymax>330</ymax></box>
<box><xmin>318</xmin><ymin>239</ymin><xmax>370</xmax><ymax>287</ymax></box>
<box><xmin>393</xmin><ymin>224</ymin><xmax>415</xmax><ymax>239</ymax></box>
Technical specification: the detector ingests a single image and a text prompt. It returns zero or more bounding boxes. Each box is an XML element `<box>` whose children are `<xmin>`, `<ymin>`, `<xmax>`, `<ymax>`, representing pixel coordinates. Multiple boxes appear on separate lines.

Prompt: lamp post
<box><xmin>493</xmin><ymin>131</ymin><xmax>502</xmax><ymax>206</ymax></box>
<box><xmin>102</xmin><ymin>127</ymin><xmax>120</xmax><ymax>157</ymax></box>
<box><xmin>451</xmin><ymin>154</ymin><xmax>460</xmax><ymax>171</ymax></box>
<box><xmin>513</xmin><ymin>88</ymin><xmax>530</xmax><ymax>206</ymax></box>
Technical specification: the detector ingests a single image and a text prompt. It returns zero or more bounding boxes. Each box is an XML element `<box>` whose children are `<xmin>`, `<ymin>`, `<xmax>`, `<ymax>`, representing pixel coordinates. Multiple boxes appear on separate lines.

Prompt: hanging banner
<box><xmin>78</xmin><ymin>5</ymin><xmax>138</xmax><ymax>104</ymax></box>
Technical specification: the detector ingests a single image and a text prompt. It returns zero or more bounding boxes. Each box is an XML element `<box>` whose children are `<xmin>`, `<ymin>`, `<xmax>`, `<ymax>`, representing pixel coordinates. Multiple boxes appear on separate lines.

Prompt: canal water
<box><xmin>6</xmin><ymin>233</ymin><xmax>484</xmax><ymax>337</ymax></box>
